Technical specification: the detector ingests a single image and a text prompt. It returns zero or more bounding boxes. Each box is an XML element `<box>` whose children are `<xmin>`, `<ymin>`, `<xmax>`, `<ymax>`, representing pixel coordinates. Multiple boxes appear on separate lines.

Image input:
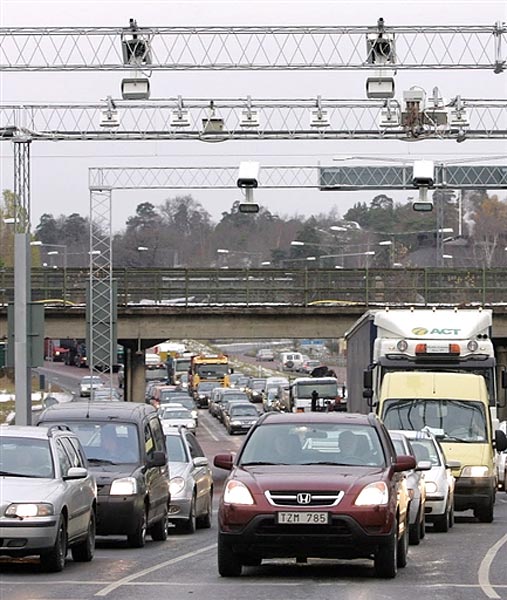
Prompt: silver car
<box><xmin>390</xmin><ymin>430</ymin><xmax>431</xmax><ymax>546</ymax></box>
<box><xmin>496</xmin><ymin>421</ymin><xmax>507</xmax><ymax>492</ymax></box>
<box><xmin>0</xmin><ymin>425</ymin><xmax>97</xmax><ymax>571</ymax></box>
<box><xmin>163</xmin><ymin>425</ymin><xmax>213</xmax><ymax>533</ymax></box>
<box><xmin>79</xmin><ymin>375</ymin><xmax>104</xmax><ymax>397</ymax></box>
<box><xmin>402</xmin><ymin>429</ymin><xmax>458</xmax><ymax>532</ymax></box>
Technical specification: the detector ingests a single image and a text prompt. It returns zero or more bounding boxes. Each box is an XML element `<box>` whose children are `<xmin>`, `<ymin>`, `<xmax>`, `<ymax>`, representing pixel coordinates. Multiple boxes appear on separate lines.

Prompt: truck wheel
<box><xmin>474</xmin><ymin>499</ymin><xmax>494</xmax><ymax>523</ymax></box>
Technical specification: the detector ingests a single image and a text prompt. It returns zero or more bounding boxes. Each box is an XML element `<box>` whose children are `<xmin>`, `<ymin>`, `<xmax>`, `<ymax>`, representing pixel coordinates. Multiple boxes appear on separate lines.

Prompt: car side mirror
<box><xmin>393</xmin><ymin>455</ymin><xmax>416</xmax><ymax>472</ymax></box>
<box><xmin>445</xmin><ymin>460</ymin><xmax>461</xmax><ymax>469</ymax></box>
<box><xmin>495</xmin><ymin>429</ymin><xmax>507</xmax><ymax>452</ymax></box>
<box><xmin>64</xmin><ymin>467</ymin><xmax>88</xmax><ymax>480</ymax></box>
<box><xmin>416</xmin><ymin>460</ymin><xmax>432</xmax><ymax>471</ymax></box>
<box><xmin>214</xmin><ymin>453</ymin><xmax>234</xmax><ymax>470</ymax></box>
<box><xmin>193</xmin><ymin>456</ymin><xmax>209</xmax><ymax>468</ymax></box>
<box><xmin>147</xmin><ymin>450</ymin><xmax>166</xmax><ymax>468</ymax></box>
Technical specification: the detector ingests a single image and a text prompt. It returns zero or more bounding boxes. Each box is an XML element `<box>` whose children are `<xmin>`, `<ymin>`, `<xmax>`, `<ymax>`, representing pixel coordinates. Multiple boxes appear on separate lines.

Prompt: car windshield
<box><xmin>67</xmin><ymin>422</ymin><xmax>140</xmax><ymax>464</ymax></box>
<box><xmin>295</xmin><ymin>382</ymin><xmax>338</xmax><ymax>398</ymax></box>
<box><xmin>81</xmin><ymin>377</ymin><xmax>102</xmax><ymax>385</ymax></box>
<box><xmin>198</xmin><ymin>383</ymin><xmax>215</xmax><ymax>392</ymax></box>
<box><xmin>0</xmin><ymin>437</ymin><xmax>54</xmax><ymax>478</ymax></box>
<box><xmin>251</xmin><ymin>380</ymin><xmax>266</xmax><ymax>390</ymax></box>
<box><xmin>165</xmin><ymin>434</ymin><xmax>189</xmax><ymax>463</ymax></box>
<box><xmin>239</xmin><ymin>423</ymin><xmax>385</xmax><ymax>467</ymax></box>
<box><xmin>382</xmin><ymin>399</ymin><xmax>488</xmax><ymax>442</ymax></box>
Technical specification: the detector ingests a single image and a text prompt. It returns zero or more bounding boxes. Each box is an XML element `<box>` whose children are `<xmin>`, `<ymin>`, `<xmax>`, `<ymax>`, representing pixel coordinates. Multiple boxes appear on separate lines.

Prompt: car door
<box><xmin>185</xmin><ymin>432</ymin><xmax>211</xmax><ymax>515</ymax></box>
<box><xmin>55</xmin><ymin>438</ymin><xmax>85</xmax><ymax>541</ymax></box>
<box><xmin>145</xmin><ymin>418</ymin><xmax>169</xmax><ymax>524</ymax></box>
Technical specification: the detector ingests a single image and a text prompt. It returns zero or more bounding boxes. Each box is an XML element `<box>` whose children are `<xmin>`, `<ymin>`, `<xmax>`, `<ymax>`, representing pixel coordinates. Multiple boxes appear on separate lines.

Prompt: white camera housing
<box><xmin>366</xmin><ymin>76</ymin><xmax>395</xmax><ymax>99</ymax></box>
<box><xmin>121</xmin><ymin>77</ymin><xmax>150</xmax><ymax>100</ymax></box>
<box><xmin>412</xmin><ymin>160</ymin><xmax>434</xmax><ymax>187</ymax></box>
<box><xmin>237</xmin><ymin>161</ymin><xmax>260</xmax><ymax>189</ymax></box>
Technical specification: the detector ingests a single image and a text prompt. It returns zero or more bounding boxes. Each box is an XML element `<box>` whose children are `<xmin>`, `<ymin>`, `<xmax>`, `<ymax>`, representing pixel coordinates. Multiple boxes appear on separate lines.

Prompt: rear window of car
<box><xmin>0</xmin><ymin>437</ymin><xmax>54</xmax><ymax>478</ymax></box>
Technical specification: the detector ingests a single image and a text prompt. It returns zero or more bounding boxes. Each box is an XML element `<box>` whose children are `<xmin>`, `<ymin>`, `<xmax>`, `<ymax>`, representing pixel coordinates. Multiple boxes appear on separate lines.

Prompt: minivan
<box><xmin>38</xmin><ymin>402</ymin><xmax>170</xmax><ymax>547</ymax></box>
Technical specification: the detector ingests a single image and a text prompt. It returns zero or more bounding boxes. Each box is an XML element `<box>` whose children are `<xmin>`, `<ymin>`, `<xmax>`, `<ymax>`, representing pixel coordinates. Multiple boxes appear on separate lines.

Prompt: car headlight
<box><xmin>461</xmin><ymin>466</ymin><xmax>489</xmax><ymax>477</ymax></box>
<box><xmin>5</xmin><ymin>503</ymin><xmax>54</xmax><ymax>518</ymax></box>
<box><xmin>169</xmin><ymin>476</ymin><xmax>186</xmax><ymax>495</ymax></box>
<box><xmin>425</xmin><ymin>481</ymin><xmax>438</xmax><ymax>494</ymax></box>
<box><xmin>224</xmin><ymin>480</ymin><xmax>254</xmax><ymax>505</ymax></box>
<box><xmin>231</xmin><ymin>420</ymin><xmax>242</xmax><ymax>426</ymax></box>
<box><xmin>191</xmin><ymin>410</ymin><xmax>198</xmax><ymax>420</ymax></box>
<box><xmin>354</xmin><ymin>482</ymin><xmax>389</xmax><ymax>506</ymax></box>
<box><xmin>110</xmin><ymin>477</ymin><xmax>138</xmax><ymax>495</ymax></box>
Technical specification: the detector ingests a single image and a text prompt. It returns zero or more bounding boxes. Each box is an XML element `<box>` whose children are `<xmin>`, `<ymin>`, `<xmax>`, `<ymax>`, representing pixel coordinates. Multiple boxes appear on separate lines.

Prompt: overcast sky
<box><xmin>1</xmin><ymin>0</ymin><xmax>506</xmax><ymax>232</ymax></box>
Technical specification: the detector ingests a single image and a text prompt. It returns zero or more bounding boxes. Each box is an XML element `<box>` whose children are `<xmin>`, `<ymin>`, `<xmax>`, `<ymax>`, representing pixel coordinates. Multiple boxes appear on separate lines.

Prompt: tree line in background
<box><xmin>1</xmin><ymin>188</ymin><xmax>507</xmax><ymax>269</ymax></box>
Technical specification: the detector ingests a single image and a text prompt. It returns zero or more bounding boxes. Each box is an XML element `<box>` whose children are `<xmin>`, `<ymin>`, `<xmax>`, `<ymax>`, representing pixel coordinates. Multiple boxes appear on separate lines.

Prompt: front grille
<box><xmin>265</xmin><ymin>490</ymin><xmax>344</xmax><ymax>507</ymax></box>
<box><xmin>256</xmin><ymin>516</ymin><xmax>351</xmax><ymax>536</ymax></box>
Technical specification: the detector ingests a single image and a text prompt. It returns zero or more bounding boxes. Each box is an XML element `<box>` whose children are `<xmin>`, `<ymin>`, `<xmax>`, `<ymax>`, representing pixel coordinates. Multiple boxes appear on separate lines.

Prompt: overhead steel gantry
<box><xmin>0</xmin><ymin>22</ymin><xmax>505</xmax><ymax>71</ymax></box>
<box><xmin>1</xmin><ymin>97</ymin><xmax>507</xmax><ymax>140</ymax></box>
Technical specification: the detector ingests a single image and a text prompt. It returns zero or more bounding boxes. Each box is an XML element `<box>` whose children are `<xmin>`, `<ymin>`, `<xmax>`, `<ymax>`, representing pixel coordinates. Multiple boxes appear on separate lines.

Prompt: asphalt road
<box><xmin>2</xmin><ymin>397</ymin><xmax>507</xmax><ymax>600</ymax></box>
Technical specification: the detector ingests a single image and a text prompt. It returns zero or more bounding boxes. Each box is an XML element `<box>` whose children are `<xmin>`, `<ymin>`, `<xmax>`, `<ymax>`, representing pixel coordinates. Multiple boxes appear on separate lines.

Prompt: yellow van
<box><xmin>378</xmin><ymin>371</ymin><xmax>507</xmax><ymax>523</ymax></box>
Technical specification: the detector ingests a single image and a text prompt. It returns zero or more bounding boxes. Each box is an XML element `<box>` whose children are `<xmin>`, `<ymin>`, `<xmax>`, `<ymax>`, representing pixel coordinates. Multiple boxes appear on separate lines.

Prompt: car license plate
<box><xmin>276</xmin><ymin>511</ymin><xmax>329</xmax><ymax>525</ymax></box>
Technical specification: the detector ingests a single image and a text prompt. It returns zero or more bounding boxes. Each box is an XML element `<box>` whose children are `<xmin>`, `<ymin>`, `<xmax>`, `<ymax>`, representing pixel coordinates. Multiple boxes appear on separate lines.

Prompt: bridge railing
<box><xmin>0</xmin><ymin>267</ymin><xmax>505</xmax><ymax>307</ymax></box>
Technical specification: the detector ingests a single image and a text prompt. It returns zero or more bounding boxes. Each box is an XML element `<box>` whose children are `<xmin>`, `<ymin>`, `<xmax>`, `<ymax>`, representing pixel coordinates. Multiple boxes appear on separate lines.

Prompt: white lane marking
<box><xmin>199</xmin><ymin>419</ymin><xmax>220</xmax><ymax>442</ymax></box>
<box><xmin>94</xmin><ymin>543</ymin><xmax>217</xmax><ymax>597</ymax></box>
<box><xmin>478</xmin><ymin>532</ymin><xmax>507</xmax><ymax>599</ymax></box>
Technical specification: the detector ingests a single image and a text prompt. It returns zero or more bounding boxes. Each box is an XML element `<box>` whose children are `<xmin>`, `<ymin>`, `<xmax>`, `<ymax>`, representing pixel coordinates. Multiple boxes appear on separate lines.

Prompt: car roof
<box><xmin>2</xmin><ymin>425</ymin><xmax>54</xmax><ymax>439</ymax></box>
<box><xmin>390</xmin><ymin>429</ymin><xmax>435</xmax><ymax>441</ymax></box>
<box><xmin>38</xmin><ymin>401</ymin><xmax>157</xmax><ymax>422</ymax></box>
<box><xmin>259</xmin><ymin>412</ymin><xmax>376</xmax><ymax>426</ymax></box>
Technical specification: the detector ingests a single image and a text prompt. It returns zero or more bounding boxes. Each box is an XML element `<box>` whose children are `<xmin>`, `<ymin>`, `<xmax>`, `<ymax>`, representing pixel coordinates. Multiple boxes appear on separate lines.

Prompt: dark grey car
<box><xmin>37</xmin><ymin>402</ymin><xmax>170</xmax><ymax>548</ymax></box>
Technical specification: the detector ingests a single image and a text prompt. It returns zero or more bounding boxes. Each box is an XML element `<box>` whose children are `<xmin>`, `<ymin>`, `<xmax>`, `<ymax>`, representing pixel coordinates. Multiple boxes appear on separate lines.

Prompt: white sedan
<box><xmin>402</xmin><ymin>429</ymin><xmax>458</xmax><ymax>533</ymax></box>
<box><xmin>79</xmin><ymin>376</ymin><xmax>104</xmax><ymax>397</ymax></box>
<box><xmin>159</xmin><ymin>404</ymin><xmax>197</xmax><ymax>434</ymax></box>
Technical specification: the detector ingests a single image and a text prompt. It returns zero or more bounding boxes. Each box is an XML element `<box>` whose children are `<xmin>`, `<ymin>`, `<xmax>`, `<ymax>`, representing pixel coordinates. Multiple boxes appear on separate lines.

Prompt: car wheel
<box><xmin>240</xmin><ymin>555</ymin><xmax>262</xmax><ymax>567</ymax></box>
<box><xmin>433</xmin><ymin>505</ymin><xmax>450</xmax><ymax>533</ymax></box>
<box><xmin>41</xmin><ymin>516</ymin><xmax>67</xmax><ymax>572</ymax></box>
<box><xmin>218</xmin><ymin>536</ymin><xmax>242</xmax><ymax>577</ymax></box>
<box><xmin>409</xmin><ymin>508</ymin><xmax>421</xmax><ymax>546</ymax></box>
<box><xmin>374</xmin><ymin>523</ymin><xmax>397</xmax><ymax>579</ymax></box>
<box><xmin>397</xmin><ymin>515</ymin><xmax>409</xmax><ymax>568</ymax></box>
<box><xmin>420</xmin><ymin>510</ymin><xmax>426</xmax><ymax>539</ymax></box>
<box><xmin>448</xmin><ymin>502</ymin><xmax>454</xmax><ymax>528</ymax></box>
<box><xmin>150</xmin><ymin>508</ymin><xmax>169</xmax><ymax>541</ymax></box>
<box><xmin>182</xmin><ymin>495</ymin><xmax>197</xmax><ymax>534</ymax></box>
<box><xmin>71</xmin><ymin>510</ymin><xmax>95</xmax><ymax>562</ymax></box>
<box><xmin>127</xmin><ymin>509</ymin><xmax>147</xmax><ymax>548</ymax></box>
<box><xmin>196</xmin><ymin>490</ymin><xmax>212</xmax><ymax>529</ymax></box>
<box><xmin>474</xmin><ymin>498</ymin><xmax>494</xmax><ymax>523</ymax></box>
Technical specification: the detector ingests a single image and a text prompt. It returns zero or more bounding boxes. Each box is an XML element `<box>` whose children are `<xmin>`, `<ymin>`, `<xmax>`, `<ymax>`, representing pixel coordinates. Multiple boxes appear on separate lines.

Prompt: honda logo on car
<box><xmin>296</xmin><ymin>493</ymin><xmax>312</xmax><ymax>505</ymax></box>
<box><xmin>412</xmin><ymin>327</ymin><xmax>461</xmax><ymax>336</ymax></box>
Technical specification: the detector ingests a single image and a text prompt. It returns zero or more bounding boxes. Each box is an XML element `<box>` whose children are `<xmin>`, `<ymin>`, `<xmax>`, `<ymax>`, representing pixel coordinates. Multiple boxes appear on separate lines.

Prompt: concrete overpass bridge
<box><xmin>2</xmin><ymin>266</ymin><xmax>507</xmax><ymax>403</ymax></box>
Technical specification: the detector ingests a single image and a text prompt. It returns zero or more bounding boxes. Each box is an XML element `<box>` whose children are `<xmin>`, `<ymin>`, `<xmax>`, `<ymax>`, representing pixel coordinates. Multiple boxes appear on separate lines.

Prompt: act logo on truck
<box><xmin>412</xmin><ymin>327</ymin><xmax>461</xmax><ymax>336</ymax></box>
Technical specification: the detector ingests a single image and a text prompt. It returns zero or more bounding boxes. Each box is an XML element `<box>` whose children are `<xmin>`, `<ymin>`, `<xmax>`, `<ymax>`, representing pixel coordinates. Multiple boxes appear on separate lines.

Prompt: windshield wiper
<box><xmin>87</xmin><ymin>458</ymin><xmax>119</xmax><ymax>465</ymax></box>
<box><xmin>442</xmin><ymin>436</ymin><xmax>474</xmax><ymax>443</ymax></box>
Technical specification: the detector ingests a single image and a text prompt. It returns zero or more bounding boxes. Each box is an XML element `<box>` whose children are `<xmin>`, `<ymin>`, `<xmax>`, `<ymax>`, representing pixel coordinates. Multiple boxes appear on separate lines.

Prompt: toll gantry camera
<box><xmin>412</xmin><ymin>160</ymin><xmax>435</xmax><ymax>212</ymax></box>
<box><xmin>237</xmin><ymin>162</ymin><xmax>260</xmax><ymax>213</ymax></box>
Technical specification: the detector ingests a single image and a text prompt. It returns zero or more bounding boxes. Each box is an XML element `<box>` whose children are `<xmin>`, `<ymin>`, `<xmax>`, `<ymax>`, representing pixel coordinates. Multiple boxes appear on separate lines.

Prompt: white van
<box><xmin>280</xmin><ymin>352</ymin><xmax>304</xmax><ymax>371</ymax></box>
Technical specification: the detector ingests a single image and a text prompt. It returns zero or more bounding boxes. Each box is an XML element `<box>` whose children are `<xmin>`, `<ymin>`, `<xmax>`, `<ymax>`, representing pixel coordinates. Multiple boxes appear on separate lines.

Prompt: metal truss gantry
<box><xmin>0</xmin><ymin>22</ymin><xmax>505</xmax><ymax>71</ymax></box>
<box><xmin>1</xmin><ymin>98</ymin><xmax>507</xmax><ymax>141</ymax></box>
<box><xmin>88</xmin><ymin>164</ymin><xmax>507</xmax><ymax>191</ymax></box>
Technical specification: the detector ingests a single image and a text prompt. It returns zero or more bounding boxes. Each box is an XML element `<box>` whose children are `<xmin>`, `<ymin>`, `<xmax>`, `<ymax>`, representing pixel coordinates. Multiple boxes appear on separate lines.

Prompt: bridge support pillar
<box><xmin>131</xmin><ymin>349</ymin><xmax>147</xmax><ymax>403</ymax></box>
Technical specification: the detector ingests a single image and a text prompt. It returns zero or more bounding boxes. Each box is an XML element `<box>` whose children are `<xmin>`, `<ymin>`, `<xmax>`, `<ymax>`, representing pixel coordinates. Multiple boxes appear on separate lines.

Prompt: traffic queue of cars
<box><xmin>3</xmin><ymin>360</ymin><xmax>506</xmax><ymax>581</ymax></box>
